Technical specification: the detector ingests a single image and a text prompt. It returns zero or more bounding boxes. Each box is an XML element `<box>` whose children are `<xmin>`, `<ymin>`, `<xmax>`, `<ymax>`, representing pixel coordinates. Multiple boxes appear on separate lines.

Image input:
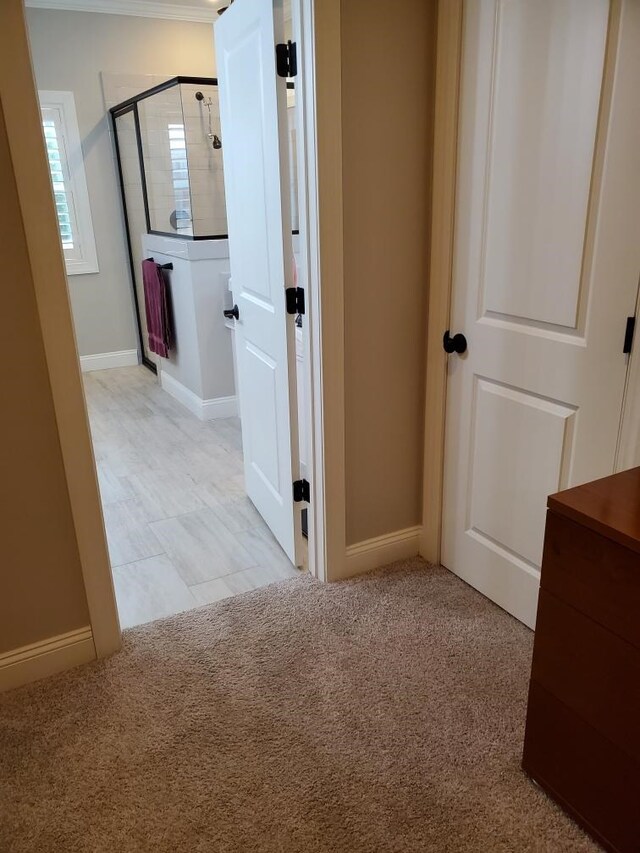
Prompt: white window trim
<box><xmin>39</xmin><ymin>90</ymin><xmax>99</xmax><ymax>276</ymax></box>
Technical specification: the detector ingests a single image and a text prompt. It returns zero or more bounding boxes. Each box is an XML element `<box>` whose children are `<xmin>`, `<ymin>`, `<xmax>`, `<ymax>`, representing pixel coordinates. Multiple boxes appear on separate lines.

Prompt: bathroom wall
<box><xmin>25</xmin><ymin>9</ymin><xmax>217</xmax><ymax>358</ymax></box>
<box><xmin>341</xmin><ymin>0</ymin><xmax>437</xmax><ymax>545</ymax></box>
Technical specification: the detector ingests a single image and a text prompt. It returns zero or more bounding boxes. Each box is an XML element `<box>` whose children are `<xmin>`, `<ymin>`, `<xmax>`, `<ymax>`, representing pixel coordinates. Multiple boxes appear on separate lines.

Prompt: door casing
<box><xmin>420</xmin><ymin>0</ymin><xmax>464</xmax><ymax>566</ymax></box>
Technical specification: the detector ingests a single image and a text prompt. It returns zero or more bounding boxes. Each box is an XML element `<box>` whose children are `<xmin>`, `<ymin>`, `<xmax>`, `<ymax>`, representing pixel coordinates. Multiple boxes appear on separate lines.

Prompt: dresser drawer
<box><xmin>523</xmin><ymin>680</ymin><xmax>640</xmax><ymax>853</ymax></box>
<box><xmin>531</xmin><ymin>589</ymin><xmax>640</xmax><ymax>762</ymax></box>
<box><xmin>541</xmin><ymin>511</ymin><xmax>640</xmax><ymax>648</ymax></box>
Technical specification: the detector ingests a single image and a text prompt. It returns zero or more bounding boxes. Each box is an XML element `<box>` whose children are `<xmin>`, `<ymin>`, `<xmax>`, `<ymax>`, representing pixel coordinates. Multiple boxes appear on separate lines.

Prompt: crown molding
<box><xmin>24</xmin><ymin>0</ymin><xmax>223</xmax><ymax>24</ymax></box>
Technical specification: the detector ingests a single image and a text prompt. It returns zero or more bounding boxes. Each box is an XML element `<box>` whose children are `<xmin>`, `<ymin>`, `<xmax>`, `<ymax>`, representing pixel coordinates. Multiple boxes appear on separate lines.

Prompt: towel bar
<box><xmin>145</xmin><ymin>257</ymin><xmax>173</xmax><ymax>270</ymax></box>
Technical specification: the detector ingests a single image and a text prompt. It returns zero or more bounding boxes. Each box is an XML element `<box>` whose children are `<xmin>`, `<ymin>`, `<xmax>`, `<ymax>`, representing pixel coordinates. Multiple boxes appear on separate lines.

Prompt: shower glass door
<box><xmin>112</xmin><ymin>106</ymin><xmax>157</xmax><ymax>371</ymax></box>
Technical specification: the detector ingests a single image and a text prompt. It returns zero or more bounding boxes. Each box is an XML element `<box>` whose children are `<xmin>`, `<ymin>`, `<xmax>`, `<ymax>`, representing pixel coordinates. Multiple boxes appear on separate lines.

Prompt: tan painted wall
<box><xmin>342</xmin><ymin>0</ymin><xmax>437</xmax><ymax>545</ymax></box>
<box><xmin>0</xmin><ymin>102</ymin><xmax>90</xmax><ymax>654</ymax></box>
<box><xmin>26</xmin><ymin>9</ymin><xmax>217</xmax><ymax>357</ymax></box>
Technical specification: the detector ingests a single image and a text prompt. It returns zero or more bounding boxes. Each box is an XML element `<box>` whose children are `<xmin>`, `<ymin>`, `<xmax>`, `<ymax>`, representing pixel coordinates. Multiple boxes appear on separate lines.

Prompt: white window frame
<box><xmin>39</xmin><ymin>90</ymin><xmax>99</xmax><ymax>276</ymax></box>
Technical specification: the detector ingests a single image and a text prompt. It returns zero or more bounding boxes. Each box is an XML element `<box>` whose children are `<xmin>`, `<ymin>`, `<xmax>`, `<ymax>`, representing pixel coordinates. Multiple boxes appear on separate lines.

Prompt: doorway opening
<box><xmin>26</xmin><ymin>0</ymin><xmax>311</xmax><ymax>630</ymax></box>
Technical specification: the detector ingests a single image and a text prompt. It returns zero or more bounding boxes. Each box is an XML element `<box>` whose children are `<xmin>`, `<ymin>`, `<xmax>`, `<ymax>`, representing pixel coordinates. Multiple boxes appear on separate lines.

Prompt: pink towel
<box><xmin>142</xmin><ymin>259</ymin><xmax>173</xmax><ymax>358</ymax></box>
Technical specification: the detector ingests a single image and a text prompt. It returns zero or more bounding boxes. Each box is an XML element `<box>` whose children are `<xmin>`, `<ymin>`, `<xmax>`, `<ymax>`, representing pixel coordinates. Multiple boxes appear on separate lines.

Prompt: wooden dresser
<box><xmin>522</xmin><ymin>467</ymin><xmax>640</xmax><ymax>853</ymax></box>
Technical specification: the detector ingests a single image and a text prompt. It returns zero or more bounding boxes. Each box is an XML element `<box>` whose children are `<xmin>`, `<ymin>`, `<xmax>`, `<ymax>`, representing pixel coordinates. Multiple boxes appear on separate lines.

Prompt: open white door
<box><xmin>215</xmin><ymin>0</ymin><xmax>302</xmax><ymax>566</ymax></box>
<box><xmin>442</xmin><ymin>0</ymin><xmax>640</xmax><ymax>628</ymax></box>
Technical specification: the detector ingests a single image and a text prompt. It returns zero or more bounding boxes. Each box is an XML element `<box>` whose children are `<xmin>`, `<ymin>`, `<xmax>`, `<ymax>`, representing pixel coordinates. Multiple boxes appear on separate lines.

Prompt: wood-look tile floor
<box><xmin>83</xmin><ymin>366</ymin><xmax>303</xmax><ymax>629</ymax></box>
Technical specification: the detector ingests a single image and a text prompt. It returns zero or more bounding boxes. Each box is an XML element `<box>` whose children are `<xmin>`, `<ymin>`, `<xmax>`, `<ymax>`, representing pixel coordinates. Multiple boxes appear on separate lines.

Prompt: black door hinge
<box><xmin>276</xmin><ymin>41</ymin><xmax>298</xmax><ymax>78</ymax></box>
<box><xmin>293</xmin><ymin>478</ymin><xmax>310</xmax><ymax>503</ymax></box>
<box><xmin>623</xmin><ymin>316</ymin><xmax>636</xmax><ymax>354</ymax></box>
<box><xmin>286</xmin><ymin>286</ymin><xmax>305</xmax><ymax>315</ymax></box>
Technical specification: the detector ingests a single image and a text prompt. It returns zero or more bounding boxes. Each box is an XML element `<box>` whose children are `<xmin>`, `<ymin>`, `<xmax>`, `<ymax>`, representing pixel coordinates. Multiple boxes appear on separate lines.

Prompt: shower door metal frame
<box><xmin>110</xmin><ymin>76</ymin><xmax>223</xmax><ymax>372</ymax></box>
<box><xmin>110</xmin><ymin>102</ymin><xmax>156</xmax><ymax>372</ymax></box>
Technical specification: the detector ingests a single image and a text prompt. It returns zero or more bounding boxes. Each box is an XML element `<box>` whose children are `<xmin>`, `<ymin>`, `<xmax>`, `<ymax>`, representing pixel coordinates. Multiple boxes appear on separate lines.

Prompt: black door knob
<box><xmin>223</xmin><ymin>304</ymin><xmax>239</xmax><ymax>321</ymax></box>
<box><xmin>443</xmin><ymin>330</ymin><xmax>467</xmax><ymax>355</ymax></box>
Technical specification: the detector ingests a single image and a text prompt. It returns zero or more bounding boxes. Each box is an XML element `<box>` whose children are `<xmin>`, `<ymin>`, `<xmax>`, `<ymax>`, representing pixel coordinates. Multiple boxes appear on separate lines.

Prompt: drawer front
<box><xmin>523</xmin><ymin>680</ymin><xmax>640</xmax><ymax>853</ymax></box>
<box><xmin>532</xmin><ymin>590</ymin><xmax>640</xmax><ymax>762</ymax></box>
<box><xmin>541</xmin><ymin>511</ymin><xmax>640</xmax><ymax>647</ymax></box>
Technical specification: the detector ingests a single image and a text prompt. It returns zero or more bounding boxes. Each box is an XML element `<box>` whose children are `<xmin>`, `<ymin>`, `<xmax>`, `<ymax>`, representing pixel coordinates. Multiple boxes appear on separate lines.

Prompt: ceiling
<box><xmin>24</xmin><ymin>0</ymin><xmax>229</xmax><ymax>24</ymax></box>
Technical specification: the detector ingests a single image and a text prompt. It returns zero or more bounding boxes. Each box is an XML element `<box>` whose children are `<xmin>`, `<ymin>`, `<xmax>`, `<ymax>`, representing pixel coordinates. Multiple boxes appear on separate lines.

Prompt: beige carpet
<box><xmin>0</xmin><ymin>560</ymin><xmax>598</xmax><ymax>852</ymax></box>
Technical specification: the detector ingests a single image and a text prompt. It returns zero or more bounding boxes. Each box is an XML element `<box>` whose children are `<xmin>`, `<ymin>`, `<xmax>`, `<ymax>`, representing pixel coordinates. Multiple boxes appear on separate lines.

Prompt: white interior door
<box><xmin>442</xmin><ymin>0</ymin><xmax>640</xmax><ymax>628</ymax></box>
<box><xmin>215</xmin><ymin>0</ymin><xmax>302</xmax><ymax>566</ymax></box>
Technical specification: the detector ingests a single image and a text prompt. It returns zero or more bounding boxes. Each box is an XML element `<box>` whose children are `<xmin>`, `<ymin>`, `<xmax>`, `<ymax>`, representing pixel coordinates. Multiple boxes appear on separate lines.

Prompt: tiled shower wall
<box><xmin>181</xmin><ymin>83</ymin><xmax>228</xmax><ymax>237</ymax></box>
<box><xmin>103</xmin><ymin>72</ymin><xmax>299</xmax><ymax>240</ymax></box>
<box><xmin>137</xmin><ymin>84</ymin><xmax>195</xmax><ymax>236</ymax></box>
<box><xmin>137</xmin><ymin>82</ymin><xmax>228</xmax><ymax>237</ymax></box>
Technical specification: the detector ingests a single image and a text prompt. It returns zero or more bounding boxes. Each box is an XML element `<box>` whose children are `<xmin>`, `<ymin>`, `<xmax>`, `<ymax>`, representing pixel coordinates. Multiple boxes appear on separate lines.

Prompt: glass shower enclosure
<box><xmin>110</xmin><ymin>76</ymin><xmax>227</xmax><ymax>371</ymax></box>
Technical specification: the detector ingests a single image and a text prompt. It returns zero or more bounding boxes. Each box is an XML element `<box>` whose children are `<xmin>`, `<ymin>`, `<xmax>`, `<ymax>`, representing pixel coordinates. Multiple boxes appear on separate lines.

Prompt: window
<box><xmin>39</xmin><ymin>91</ymin><xmax>98</xmax><ymax>276</ymax></box>
<box><xmin>168</xmin><ymin>123</ymin><xmax>192</xmax><ymax>232</ymax></box>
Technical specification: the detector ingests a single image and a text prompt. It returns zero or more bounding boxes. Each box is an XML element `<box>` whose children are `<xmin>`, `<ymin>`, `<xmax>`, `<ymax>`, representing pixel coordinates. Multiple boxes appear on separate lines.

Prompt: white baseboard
<box><xmin>160</xmin><ymin>370</ymin><xmax>238</xmax><ymax>421</ymax></box>
<box><xmin>200</xmin><ymin>395</ymin><xmax>239</xmax><ymax>420</ymax></box>
<box><xmin>342</xmin><ymin>526</ymin><xmax>423</xmax><ymax>580</ymax></box>
<box><xmin>80</xmin><ymin>349</ymin><xmax>139</xmax><ymax>372</ymax></box>
<box><xmin>0</xmin><ymin>627</ymin><xmax>95</xmax><ymax>693</ymax></box>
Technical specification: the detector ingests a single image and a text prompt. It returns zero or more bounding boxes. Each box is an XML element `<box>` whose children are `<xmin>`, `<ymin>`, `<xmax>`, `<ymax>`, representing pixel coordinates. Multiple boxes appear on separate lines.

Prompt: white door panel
<box><xmin>215</xmin><ymin>0</ymin><xmax>302</xmax><ymax>566</ymax></box>
<box><xmin>482</xmin><ymin>0</ymin><xmax>609</xmax><ymax>328</ymax></box>
<box><xmin>443</xmin><ymin>0</ymin><xmax>640</xmax><ymax>627</ymax></box>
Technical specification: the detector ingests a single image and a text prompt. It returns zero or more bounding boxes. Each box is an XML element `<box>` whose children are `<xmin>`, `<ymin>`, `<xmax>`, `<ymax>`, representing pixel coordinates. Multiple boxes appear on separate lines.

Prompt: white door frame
<box><xmin>293</xmin><ymin>0</ymin><xmax>346</xmax><ymax>582</ymax></box>
<box><xmin>0</xmin><ymin>0</ymin><xmax>121</xmax><ymax>659</ymax></box>
<box><xmin>1</xmin><ymin>0</ymin><xmax>347</xmax><ymax>660</ymax></box>
<box><xmin>420</xmin><ymin>0</ymin><xmax>464</xmax><ymax>565</ymax></box>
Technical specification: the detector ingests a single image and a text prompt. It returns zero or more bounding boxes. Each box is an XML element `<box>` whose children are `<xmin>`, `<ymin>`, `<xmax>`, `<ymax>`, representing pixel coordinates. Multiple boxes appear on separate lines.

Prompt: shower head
<box><xmin>195</xmin><ymin>91</ymin><xmax>222</xmax><ymax>150</ymax></box>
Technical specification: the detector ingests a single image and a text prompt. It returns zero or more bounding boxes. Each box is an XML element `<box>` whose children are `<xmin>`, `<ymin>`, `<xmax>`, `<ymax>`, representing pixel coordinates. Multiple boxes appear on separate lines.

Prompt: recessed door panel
<box><xmin>469</xmin><ymin>379</ymin><xmax>575</xmax><ymax>567</ymax></box>
<box><xmin>243</xmin><ymin>341</ymin><xmax>280</xmax><ymax>496</ymax></box>
<box><xmin>482</xmin><ymin>0</ymin><xmax>609</xmax><ymax>329</ymax></box>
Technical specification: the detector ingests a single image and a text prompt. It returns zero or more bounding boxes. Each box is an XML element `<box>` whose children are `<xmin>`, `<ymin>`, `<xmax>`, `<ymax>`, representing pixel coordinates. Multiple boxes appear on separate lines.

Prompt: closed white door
<box><xmin>215</xmin><ymin>0</ymin><xmax>302</xmax><ymax>566</ymax></box>
<box><xmin>442</xmin><ymin>0</ymin><xmax>640</xmax><ymax>628</ymax></box>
